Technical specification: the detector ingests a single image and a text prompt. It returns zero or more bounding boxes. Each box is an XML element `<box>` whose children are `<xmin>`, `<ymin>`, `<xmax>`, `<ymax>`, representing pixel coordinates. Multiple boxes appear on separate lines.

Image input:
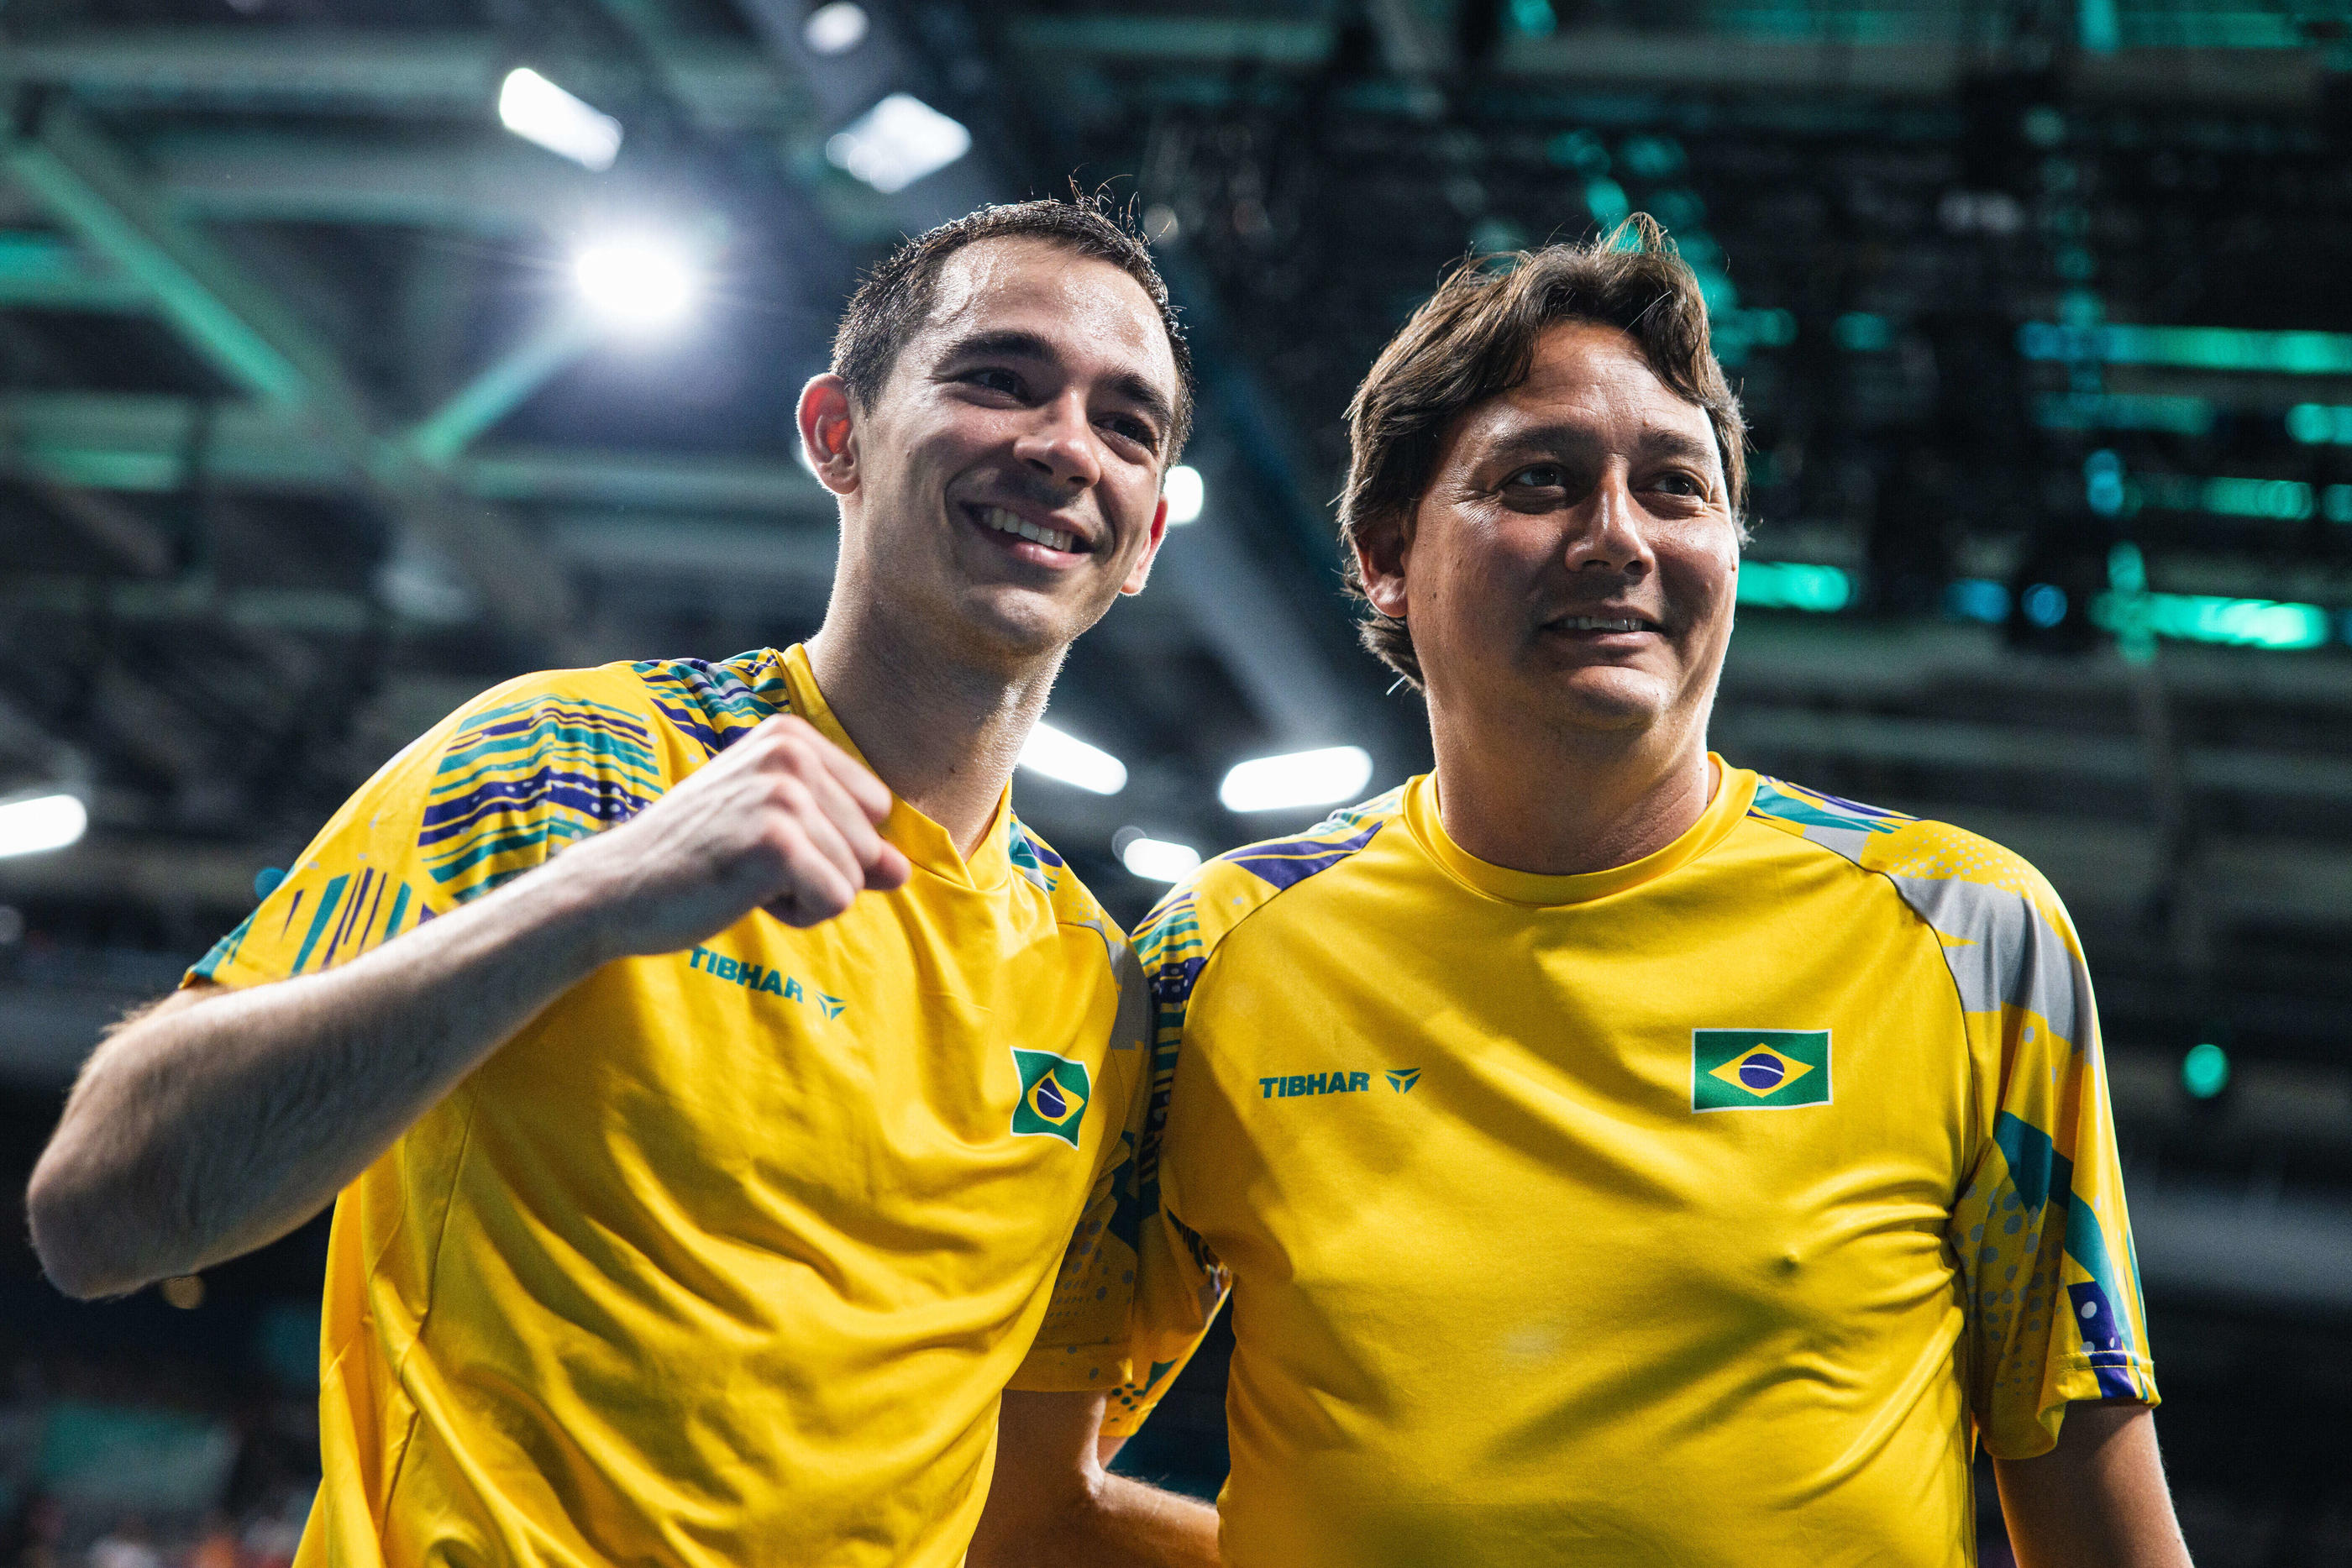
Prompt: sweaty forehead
<box><xmin>916</xmin><ymin>236</ymin><xmax>1175</xmax><ymax>380</ymax></box>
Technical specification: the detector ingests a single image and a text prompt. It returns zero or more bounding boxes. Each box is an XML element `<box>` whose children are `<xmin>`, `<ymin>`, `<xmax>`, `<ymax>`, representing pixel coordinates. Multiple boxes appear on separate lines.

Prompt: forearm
<box><xmin>971</xmin><ymin>1471</ymin><xmax>1217</xmax><ymax>1568</ymax></box>
<box><xmin>28</xmin><ymin>863</ymin><xmax>613</xmax><ymax>1297</ymax></box>
<box><xmin>1995</xmin><ymin>1403</ymin><xmax>2192</xmax><ymax>1568</ymax></box>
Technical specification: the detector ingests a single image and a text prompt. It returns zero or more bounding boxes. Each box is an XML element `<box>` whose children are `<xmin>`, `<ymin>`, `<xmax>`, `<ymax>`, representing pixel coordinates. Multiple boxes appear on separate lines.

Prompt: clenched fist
<box><xmin>559</xmin><ymin>715</ymin><xmax>916</xmax><ymax>959</ymax></box>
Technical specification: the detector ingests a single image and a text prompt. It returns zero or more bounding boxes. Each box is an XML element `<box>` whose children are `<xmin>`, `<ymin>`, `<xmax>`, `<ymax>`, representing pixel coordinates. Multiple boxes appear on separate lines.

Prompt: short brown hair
<box><xmin>1337</xmin><ymin>217</ymin><xmax>1747</xmax><ymax>690</ymax></box>
<box><xmin>831</xmin><ymin>195</ymin><xmax>1195</xmax><ymax>463</ymax></box>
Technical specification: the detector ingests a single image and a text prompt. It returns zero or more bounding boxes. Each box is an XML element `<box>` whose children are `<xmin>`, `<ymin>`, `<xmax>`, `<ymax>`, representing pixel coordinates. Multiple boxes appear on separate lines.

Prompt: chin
<box><xmin>954</xmin><ymin>585</ymin><xmax>1089</xmax><ymax>662</ymax></box>
<box><xmin>1537</xmin><ymin>669</ymin><xmax>1673</xmax><ymax>732</ymax></box>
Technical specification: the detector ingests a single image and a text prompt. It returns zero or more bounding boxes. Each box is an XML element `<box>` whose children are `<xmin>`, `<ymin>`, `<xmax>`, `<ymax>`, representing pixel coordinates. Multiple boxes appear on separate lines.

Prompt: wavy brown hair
<box><xmin>1337</xmin><ymin>217</ymin><xmax>1747</xmax><ymax>690</ymax></box>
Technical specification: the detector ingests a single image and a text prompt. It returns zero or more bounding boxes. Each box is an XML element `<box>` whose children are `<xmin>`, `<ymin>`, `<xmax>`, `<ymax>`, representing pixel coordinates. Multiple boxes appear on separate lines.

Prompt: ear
<box><xmin>1117</xmin><ymin>494</ymin><xmax>1170</xmax><ymax>597</ymax></box>
<box><xmin>798</xmin><ymin>374</ymin><xmax>859</xmax><ymax>497</ymax></box>
<box><xmin>1354</xmin><ymin>508</ymin><xmax>1414</xmax><ymax>620</ymax></box>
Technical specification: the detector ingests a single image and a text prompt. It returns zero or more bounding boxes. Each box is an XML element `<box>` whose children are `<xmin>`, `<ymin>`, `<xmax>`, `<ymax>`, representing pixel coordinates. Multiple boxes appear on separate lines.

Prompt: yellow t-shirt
<box><xmin>1077</xmin><ymin>762</ymin><xmax>2155</xmax><ymax>1567</ymax></box>
<box><xmin>187</xmin><ymin>644</ymin><xmax>1151</xmax><ymax>1567</ymax></box>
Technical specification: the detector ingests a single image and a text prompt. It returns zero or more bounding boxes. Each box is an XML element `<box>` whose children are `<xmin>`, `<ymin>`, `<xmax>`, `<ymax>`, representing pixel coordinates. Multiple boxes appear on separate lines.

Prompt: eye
<box><xmin>963</xmin><ymin>366</ymin><xmax>1026</xmax><ymax>397</ymax></box>
<box><xmin>1651</xmin><ymin>470</ymin><xmax>1708</xmax><ymax>499</ymax></box>
<box><xmin>1505</xmin><ymin>464</ymin><xmax>1565</xmax><ymax>489</ymax></box>
<box><xmin>1101</xmin><ymin>412</ymin><xmax>1158</xmax><ymax>450</ymax></box>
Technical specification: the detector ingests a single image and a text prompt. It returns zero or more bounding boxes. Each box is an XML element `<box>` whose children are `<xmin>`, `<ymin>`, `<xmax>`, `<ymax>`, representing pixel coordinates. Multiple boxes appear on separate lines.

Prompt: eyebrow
<box><xmin>1492</xmin><ymin>420</ymin><xmax>1721</xmax><ymax>470</ymax></box>
<box><xmin>938</xmin><ymin>328</ymin><xmax>1177</xmax><ymax>445</ymax></box>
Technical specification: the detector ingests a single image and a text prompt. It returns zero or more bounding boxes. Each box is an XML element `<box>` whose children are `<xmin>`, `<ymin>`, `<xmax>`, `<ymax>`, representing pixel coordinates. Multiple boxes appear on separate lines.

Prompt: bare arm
<box><xmin>26</xmin><ymin>716</ymin><xmax>911</xmax><ymax>1299</ymax></box>
<box><xmin>968</xmin><ymin>1391</ymin><xmax>1220</xmax><ymax>1568</ymax></box>
<box><xmin>1995</xmin><ymin>1403</ymin><xmax>2193</xmax><ymax>1568</ymax></box>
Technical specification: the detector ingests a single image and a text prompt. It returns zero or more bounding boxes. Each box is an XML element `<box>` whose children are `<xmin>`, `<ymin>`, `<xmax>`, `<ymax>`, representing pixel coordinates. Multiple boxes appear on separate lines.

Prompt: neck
<box><xmin>803</xmin><ymin>597</ymin><xmax>1061</xmax><ymax>860</ymax></box>
<box><xmin>1429</xmin><ymin>701</ymin><xmax>1717</xmax><ymax>878</ymax></box>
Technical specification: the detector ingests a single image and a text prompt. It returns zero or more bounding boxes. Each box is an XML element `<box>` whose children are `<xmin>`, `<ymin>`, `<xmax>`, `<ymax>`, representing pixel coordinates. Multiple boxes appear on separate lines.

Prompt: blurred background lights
<box><xmin>0</xmin><ymin>793</ymin><xmax>88</xmax><ymax>859</ymax></box>
<box><xmin>1220</xmin><ymin>747</ymin><xmax>1373</xmax><ymax>813</ymax></box>
<box><xmin>2182</xmin><ymin>1042</ymin><xmax>2231</xmax><ymax>1100</ymax></box>
<box><xmin>826</xmin><ymin>94</ymin><xmax>972</xmax><ymax>195</ymax></box>
<box><xmin>801</xmin><ymin>2</ymin><xmax>870</xmax><ymax>55</ymax></box>
<box><xmin>1018</xmin><ymin>722</ymin><xmax>1127</xmax><ymax>795</ymax></box>
<box><xmin>2022</xmin><ymin>583</ymin><xmax>2069</xmax><ymax>629</ymax></box>
<box><xmin>498</xmin><ymin>68</ymin><xmax>622</xmax><ymax>172</ymax></box>
<box><xmin>1736</xmin><ymin>561</ymin><xmax>1851</xmax><ymax>613</ymax></box>
<box><xmin>1163</xmin><ymin>464</ymin><xmax>1204</xmax><ymax>525</ymax></box>
<box><xmin>1115</xmin><ymin>829</ymin><xmax>1201</xmax><ymax>884</ymax></box>
<box><xmin>573</xmin><ymin>235</ymin><xmax>698</xmax><ymax>333</ymax></box>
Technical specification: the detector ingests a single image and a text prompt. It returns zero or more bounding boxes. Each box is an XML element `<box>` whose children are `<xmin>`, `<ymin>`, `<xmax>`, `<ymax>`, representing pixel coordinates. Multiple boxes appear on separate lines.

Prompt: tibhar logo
<box><xmin>1259</xmin><ymin>1071</ymin><xmax>1373</xmax><ymax>1099</ymax></box>
<box><xmin>1385</xmin><ymin>1068</ymin><xmax>1421</xmax><ymax>1093</ymax></box>
<box><xmin>688</xmin><ymin>947</ymin><xmax>846</xmax><ymax>1020</ymax></box>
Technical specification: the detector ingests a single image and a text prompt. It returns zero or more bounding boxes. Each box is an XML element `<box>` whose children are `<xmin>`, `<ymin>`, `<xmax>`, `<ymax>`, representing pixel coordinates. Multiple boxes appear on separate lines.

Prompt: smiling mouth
<box><xmin>1549</xmin><ymin>614</ymin><xmax>1659</xmax><ymax>633</ymax></box>
<box><xmin>972</xmin><ymin>503</ymin><xmax>1082</xmax><ymax>555</ymax></box>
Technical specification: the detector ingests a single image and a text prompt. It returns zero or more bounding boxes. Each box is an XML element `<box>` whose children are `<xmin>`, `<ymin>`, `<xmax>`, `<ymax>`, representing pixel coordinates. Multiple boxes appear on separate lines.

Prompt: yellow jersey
<box><xmin>1082</xmin><ymin>762</ymin><xmax>2154</xmax><ymax>1567</ymax></box>
<box><xmin>187</xmin><ymin>644</ymin><xmax>1151</xmax><ymax>1567</ymax></box>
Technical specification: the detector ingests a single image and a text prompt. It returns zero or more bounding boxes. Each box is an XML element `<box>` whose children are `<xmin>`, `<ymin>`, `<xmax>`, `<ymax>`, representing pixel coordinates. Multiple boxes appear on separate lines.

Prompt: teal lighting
<box><xmin>1834</xmin><ymin>312</ymin><xmax>1892</xmax><ymax>351</ymax></box>
<box><xmin>2181</xmin><ymin>1042</ymin><xmax>2229</xmax><ymax>1100</ymax></box>
<box><xmin>2022</xmin><ymin>583</ymin><xmax>2068</xmax><ymax>628</ymax></box>
<box><xmin>2092</xmin><ymin>590</ymin><xmax>2331</xmax><ymax>651</ymax></box>
<box><xmin>2328</xmin><ymin>485</ymin><xmax>2352</xmax><ymax>523</ymax></box>
<box><xmin>1945</xmin><ymin>578</ymin><xmax>2009</xmax><ymax>623</ymax></box>
<box><xmin>2287</xmin><ymin>403</ymin><xmax>2352</xmax><ymax>444</ymax></box>
<box><xmin>2077</xmin><ymin>0</ymin><xmax>2121</xmax><ymax>53</ymax></box>
<box><xmin>2129</xmin><ymin>474</ymin><xmax>2316</xmax><ymax>522</ymax></box>
<box><xmin>1507</xmin><ymin>0</ymin><xmax>1557</xmax><ymax>34</ymax></box>
<box><xmin>1738</xmin><ymin>561</ymin><xmax>1851</xmax><ymax>612</ymax></box>
<box><xmin>2019</xmin><ymin>322</ymin><xmax>2352</xmax><ymax>375</ymax></box>
<box><xmin>2199</xmin><ymin>477</ymin><xmax>2313</xmax><ymax>522</ymax></box>
<box><xmin>2085</xmin><ymin>450</ymin><xmax>2125</xmax><ymax>516</ymax></box>
<box><xmin>2034</xmin><ymin>391</ymin><xmax>2213</xmax><ymax>437</ymax></box>
<box><xmin>1584</xmin><ymin>177</ymin><xmax>1630</xmax><ymax>229</ymax></box>
<box><xmin>1617</xmin><ymin>134</ymin><xmax>1686</xmax><ymax>180</ymax></box>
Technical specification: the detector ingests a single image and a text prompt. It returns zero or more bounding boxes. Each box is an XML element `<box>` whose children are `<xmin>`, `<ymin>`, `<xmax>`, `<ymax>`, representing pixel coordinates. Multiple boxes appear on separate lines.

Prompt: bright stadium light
<box><xmin>0</xmin><ymin>793</ymin><xmax>87</xmax><ymax>859</ymax></box>
<box><xmin>573</xmin><ymin>234</ymin><xmax>698</xmax><ymax>333</ymax></box>
<box><xmin>1220</xmin><ymin>747</ymin><xmax>1373</xmax><ymax>813</ymax></box>
<box><xmin>498</xmin><ymin>68</ymin><xmax>623</xmax><ymax>172</ymax></box>
<box><xmin>1118</xmin><ymin>834</ymin><xmax>1201</xmax><ymax>884</ymax></box>
<box><xmin>802</xmin><ymin>1</ymin><xmax>870</xmax><ymax>55</ymax></box>
<box><xmin>1163</xmin><ymin>464</ymin><xmax>1205</xmax><ymax>525</ymax></box>
<box><xmin>1019</xmin><ymin>722</ymin><xmax>1127</xmax><ymax>795</ymax></box>
<box><xmin>826</xmin><ymin>93</ymin><xmax>971</xmax><ymax>195</ymax></box>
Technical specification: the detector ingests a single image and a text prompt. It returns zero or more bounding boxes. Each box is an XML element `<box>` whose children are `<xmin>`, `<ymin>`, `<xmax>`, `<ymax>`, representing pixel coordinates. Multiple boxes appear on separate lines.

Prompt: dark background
<box><xmin>3</xmin><ymin>0</ymin><xmax>2351</xmax><ymax>1560</ymax></box>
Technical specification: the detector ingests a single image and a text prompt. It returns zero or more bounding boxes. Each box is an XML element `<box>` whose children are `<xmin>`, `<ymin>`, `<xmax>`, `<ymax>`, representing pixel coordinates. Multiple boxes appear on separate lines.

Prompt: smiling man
<box><xmin>28</xmin><ymin>199</ymin><xmax>1202</xmax><ymax>1567</ymax></box>
<box><xmin>990</xmin><ymin>223</ymin><xmax>2193</xmax><ymax>1567</ymax></box>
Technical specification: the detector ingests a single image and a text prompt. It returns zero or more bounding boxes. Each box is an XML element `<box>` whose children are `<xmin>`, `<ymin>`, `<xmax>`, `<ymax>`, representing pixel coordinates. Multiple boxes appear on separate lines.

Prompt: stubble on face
<box><xmin>841</xmin><ymin>237</ymin><xmax>1179</xmax><ymax>667</ymax></box>
<box><xmin>1398</xmin><ymin>323</ymin><xmax>1741</xmax><ymax>753</ymax></box>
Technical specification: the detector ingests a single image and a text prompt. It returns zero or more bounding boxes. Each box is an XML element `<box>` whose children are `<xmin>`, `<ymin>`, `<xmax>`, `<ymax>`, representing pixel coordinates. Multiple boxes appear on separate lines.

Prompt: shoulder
<box><xmin>1134</xmin><ymin>787</ymin><xmax>1404</xmax><ymax>987</ymax></box>
<box><xmin>627</xmin><ymin>648</ymin><xmax>796</xmax><ymax>757</ymax></box>
<box><xmin>1740</xmin><ymin>770</ymin><xmax>2087</xmax><ymax>1024</ymax></box>
<box><xmin>1744</xmin><ymin>771</ymin><xmax>2071</xmax><ymax>926</ymax></box>
<box><xmin>1007</xmin><ymin>813</ymin><xmax>1127</xmax><ymax>954</ymax></box>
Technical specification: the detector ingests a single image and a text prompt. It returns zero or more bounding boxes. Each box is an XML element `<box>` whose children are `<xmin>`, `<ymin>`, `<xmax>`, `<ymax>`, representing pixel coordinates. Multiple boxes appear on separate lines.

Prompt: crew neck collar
<box><xmin>1405</xmin><ymin>756</ymin><xmax>1756</xmax><ymax>907</ymax></box>
<box><xmin>775</xmin><ymin>643</ymin><xmax>1012</xmax><ymax>893</ymax></box>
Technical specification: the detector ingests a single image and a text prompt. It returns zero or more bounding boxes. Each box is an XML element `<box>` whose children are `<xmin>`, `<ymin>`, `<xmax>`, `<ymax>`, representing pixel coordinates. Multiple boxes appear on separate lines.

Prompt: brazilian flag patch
<box><xmin>1011</xmin><ymin>1048</ymin><xmax>1092</xmax><ymax>1147</ymax></box>
<box><xmin>1693</xmin><ymin>1030</ymin><xmax>1832</xmax><ymax>1112</ymax></box>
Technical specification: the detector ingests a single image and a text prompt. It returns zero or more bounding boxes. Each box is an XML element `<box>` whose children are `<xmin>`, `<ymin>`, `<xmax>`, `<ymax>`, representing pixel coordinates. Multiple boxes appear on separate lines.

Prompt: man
<box><xmin>986</xmin><ymin>223</ymin><xmax>2192</xmax><ymax>1566</ymax></box>
<box><xmin>28</xmin><ymin>198</ymin><xmax>1200</xmax><ymax>1566</ymax></box>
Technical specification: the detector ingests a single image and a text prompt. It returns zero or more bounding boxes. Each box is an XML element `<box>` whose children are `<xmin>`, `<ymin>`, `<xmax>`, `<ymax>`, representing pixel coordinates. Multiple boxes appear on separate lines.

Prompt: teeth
<box><xmin>979</xmin><ymin>506</ymin><xmax>1076</xmax><ymax>553</ymax></box>
<box><xmin>1562</xmin><ymin>616</ymin><xmax>1645</xmax><ymax>632</ymax></box>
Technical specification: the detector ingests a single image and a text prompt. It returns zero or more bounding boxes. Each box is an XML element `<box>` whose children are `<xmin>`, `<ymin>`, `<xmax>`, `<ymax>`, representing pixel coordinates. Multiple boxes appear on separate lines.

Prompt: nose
<box><xmin>1562</xmin><ymin>463</ymin><xmax>1656</xmax><ymax>579</ymax></box>
<box><xmin>1013</xmin><ymin>390</ymin><xmax>1104</xmax><ymax>491</ymax></box>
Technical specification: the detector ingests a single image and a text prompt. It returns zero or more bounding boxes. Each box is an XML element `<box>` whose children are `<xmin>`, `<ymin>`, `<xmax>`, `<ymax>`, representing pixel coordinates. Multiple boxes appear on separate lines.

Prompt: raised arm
<box><xmin>968</xmin><ymin>1390</ymin><xmax>1220</xmax><ymax>1568</ymax></box>
<box><xmin>1995</xmin><ymin>1402</ymin><xmax>2192</xmax><ymax>1567</ymax></box>
<box><xmin>26</xmin><ymin>716</ymin><xmax>909</xmax><ymax>1299</ymax></box>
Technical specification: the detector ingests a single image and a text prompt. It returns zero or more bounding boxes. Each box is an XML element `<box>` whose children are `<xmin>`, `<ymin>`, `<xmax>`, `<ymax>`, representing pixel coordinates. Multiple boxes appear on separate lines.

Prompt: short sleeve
<box><xmin>187</xmin><ymin>673</ymin><xmax>666</xmax><ymax>992</ymax></box>
<box><xmin>1944</xmin><ymin>875</ymin><xmax>2158</xmax><ymax>1460</ymax></box>
<box><xmin>1009</xmin><ymin>943</ymin><xmax>1158</xmax><ymax>1394</ymax></box>
<box><xmin>1097</xmin><ymin>900</ymin><xmax>1231</xmax><ymax>1440</ymax></box>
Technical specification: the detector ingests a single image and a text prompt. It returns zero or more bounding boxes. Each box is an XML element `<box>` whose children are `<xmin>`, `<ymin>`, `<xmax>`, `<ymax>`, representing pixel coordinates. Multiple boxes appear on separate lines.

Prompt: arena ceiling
<box><xmin>3</xmin><ymin>0</ymin><xmax>2351</xmax><ymax>1329</ymax></box>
